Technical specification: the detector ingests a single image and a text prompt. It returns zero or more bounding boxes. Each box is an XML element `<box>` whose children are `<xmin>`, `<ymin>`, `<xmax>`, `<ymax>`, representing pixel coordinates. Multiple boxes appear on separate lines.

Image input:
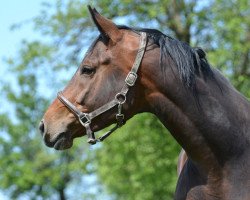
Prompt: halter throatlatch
<box><xmin>57</xmin><ymin>32</ymin><xmax>147</xmax><ymax>145</ymax></box>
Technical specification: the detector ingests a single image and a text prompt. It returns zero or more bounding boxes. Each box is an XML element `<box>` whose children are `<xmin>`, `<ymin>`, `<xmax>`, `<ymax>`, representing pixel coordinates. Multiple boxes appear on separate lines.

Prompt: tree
<box><xmin>95</xmin><ymin>114</ymin><xmax>180</xmax><ymax>200</ymax></box>
<box><xmin>0</xmin><ymin>39</ymin><xmax>94</xmax><ymax>199</ymax></box>
<box><xmin>209</xmin><ymin>0</ymin><xmax>250</xmax><ymax>96</ymax></box>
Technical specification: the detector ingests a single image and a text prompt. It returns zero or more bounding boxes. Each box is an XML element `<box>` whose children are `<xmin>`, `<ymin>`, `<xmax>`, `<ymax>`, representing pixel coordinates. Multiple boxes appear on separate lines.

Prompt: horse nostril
<box><xmin>39</xmin><ymin>120</ymin><xmax>45</xmax><ymax>135</ymax></box>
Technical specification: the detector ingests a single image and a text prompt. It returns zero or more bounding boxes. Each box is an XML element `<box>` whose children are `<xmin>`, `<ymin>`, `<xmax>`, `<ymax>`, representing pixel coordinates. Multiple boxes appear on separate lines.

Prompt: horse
<box><xmin>39</xmin><ymin>6</ymin><xmax>250</xmax><ymax>200</ymax></box>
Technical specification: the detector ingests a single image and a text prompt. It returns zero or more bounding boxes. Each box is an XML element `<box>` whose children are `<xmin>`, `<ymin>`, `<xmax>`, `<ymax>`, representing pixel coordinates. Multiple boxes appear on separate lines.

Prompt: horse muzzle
<box><xmin>39</xmin><ymin>119</ymin><xmax>73</xmax><ymax>150</ymax></box>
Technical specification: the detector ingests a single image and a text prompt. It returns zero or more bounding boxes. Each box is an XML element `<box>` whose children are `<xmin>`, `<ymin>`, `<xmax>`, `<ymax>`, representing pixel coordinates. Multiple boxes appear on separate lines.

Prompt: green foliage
<box><xmin>0</xmin><ymin>34</ymin><xmax>92</xmax><ymax>200</ymax></box>
<box><xmin>208</xmin><ymin>0</ymin><xmax>250</xmax><ymax>97</ymax></box>
<box><xmin>0</xmin><ymin>110</ymin><xmax>91</xmax><ymax>199</ymax></box>
<box><xmin>95</xmin><ymin>114</ymin><xmax>180</xmax><ymax>200</ymax></box>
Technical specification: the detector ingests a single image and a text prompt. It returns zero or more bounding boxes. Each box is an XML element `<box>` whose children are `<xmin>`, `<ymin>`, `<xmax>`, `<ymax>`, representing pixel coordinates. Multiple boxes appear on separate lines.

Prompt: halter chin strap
<box><xmin>57</xmin><ymin>32</ymin><xmax>147</xmax><ymax>145</ymax></box>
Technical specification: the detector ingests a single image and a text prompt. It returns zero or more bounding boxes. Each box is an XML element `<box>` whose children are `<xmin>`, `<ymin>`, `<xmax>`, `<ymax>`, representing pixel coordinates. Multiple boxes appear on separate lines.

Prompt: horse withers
<box><xmin>39</xmin><ymin>6</ymin><xmax>250</xmax><ymax>200</ymax></box>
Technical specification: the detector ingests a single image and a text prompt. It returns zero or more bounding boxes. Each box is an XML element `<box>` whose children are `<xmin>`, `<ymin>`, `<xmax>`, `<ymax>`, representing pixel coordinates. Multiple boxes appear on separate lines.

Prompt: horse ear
<box><xmin>88</xmin><ymin>5</ymin><xmax>122</xmax><ymax>43</ymax></box>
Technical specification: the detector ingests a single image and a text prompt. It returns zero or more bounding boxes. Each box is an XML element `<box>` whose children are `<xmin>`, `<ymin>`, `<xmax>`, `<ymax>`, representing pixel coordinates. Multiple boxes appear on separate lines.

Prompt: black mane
<box><xmin>118</xmin><ymin>25</ymin><xmax>215</xmax><ymax>92</ymax></box>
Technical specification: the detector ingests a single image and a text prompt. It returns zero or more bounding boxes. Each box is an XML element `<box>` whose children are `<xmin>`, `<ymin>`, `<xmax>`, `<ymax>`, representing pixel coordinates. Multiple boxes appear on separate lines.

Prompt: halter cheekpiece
<box><xmin>57</xmin><ymin>32</ymin><xmax>147</xmax><ymax>145</ymax></box>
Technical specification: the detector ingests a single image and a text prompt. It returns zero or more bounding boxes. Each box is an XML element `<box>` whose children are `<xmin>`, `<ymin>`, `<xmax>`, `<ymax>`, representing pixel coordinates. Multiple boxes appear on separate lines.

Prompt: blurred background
<box><xmin>0</xmin><ymin>0</ymin><xmax>249</xmax><ymax>199</ymax></box>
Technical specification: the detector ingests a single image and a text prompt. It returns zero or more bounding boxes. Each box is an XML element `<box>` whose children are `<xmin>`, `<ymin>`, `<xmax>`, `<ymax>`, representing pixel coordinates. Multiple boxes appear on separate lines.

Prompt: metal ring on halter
<box><xmin>115</xmin><ymin>92</ymin><xmax>126</xmax><ymax>104</ymax></box>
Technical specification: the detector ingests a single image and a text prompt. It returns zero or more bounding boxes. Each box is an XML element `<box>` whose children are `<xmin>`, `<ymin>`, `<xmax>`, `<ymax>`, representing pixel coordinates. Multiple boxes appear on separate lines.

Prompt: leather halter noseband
<box><xmin>57</xmin><ymin>32</ymin><xmax>147</xmax><ymax>145</ymax></box>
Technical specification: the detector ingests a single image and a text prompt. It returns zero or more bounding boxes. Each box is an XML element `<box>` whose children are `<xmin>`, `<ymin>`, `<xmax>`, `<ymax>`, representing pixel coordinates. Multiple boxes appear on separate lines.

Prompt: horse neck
<box><xmin>141</xmin><ymin>50</ymin><xmax>250</xmax><ymax>170</ymax></box>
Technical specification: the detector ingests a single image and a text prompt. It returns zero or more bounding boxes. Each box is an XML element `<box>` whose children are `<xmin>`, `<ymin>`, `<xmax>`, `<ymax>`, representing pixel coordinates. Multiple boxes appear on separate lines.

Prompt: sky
<box><xmin>0</xmin><ymin>1</ymin><xmax>44</xmax><ymax>199</ymax></box>
<box><xmin>0</xmin><ymin>0</ymin><xmax>44</xmax><ymax>62</ymax></box>
<box><xmin>0</xmin><ymin>0</ymin><xmax>45</xmax><ymax>113</ymax></box>
<box><xmin>0</xmin><ymin>0</ymin><xmax>54</xmax><ymax>115</ymax></box>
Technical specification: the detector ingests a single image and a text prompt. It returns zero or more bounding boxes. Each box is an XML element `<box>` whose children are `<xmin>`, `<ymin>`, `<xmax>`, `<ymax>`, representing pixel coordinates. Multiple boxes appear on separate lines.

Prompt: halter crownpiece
<box><xmin>57</xmin><ymin>32</ymin><xmax>147</xmax><ymax>145</ymax></box>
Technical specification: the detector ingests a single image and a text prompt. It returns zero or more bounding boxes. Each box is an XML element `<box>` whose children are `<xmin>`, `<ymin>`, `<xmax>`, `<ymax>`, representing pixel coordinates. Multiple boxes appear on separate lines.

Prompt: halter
<box><xmin>57</xmin><ymin>32</ymin><xmax>147</xmax><ymax>145</ymax></box>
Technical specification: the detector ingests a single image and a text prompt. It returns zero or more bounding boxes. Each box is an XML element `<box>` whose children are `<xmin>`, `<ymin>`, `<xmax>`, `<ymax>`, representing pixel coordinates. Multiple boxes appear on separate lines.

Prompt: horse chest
<box><xmin>175</xmin><ymin>157</ymin><xmax>250</xmax><ymax>200</ymax></box>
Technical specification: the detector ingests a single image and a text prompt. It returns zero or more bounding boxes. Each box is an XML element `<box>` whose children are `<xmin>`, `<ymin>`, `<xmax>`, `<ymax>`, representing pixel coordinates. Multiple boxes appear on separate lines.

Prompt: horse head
<box><xmin>39</xmin><ymin>6</ymin><xmax>154</xmax><ymax>150</ymax></box>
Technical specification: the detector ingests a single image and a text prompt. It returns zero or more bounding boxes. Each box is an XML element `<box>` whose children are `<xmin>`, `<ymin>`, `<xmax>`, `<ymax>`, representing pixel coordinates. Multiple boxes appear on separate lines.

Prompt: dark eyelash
<box><xmin>81</xmin><ymin>66</ymin><xmax>95</xmax><ymax>75</ymax></box>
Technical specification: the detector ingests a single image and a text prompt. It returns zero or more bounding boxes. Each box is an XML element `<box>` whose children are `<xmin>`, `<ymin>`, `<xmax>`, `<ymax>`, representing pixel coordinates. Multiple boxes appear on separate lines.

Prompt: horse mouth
<box><xmin>44</xmin><ymin>132</ymin><xmax>73</xmax><ymax>150</ymax></box>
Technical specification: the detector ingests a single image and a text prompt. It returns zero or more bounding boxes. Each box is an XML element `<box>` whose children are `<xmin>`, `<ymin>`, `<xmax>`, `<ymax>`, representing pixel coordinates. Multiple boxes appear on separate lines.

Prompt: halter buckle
<box><xmin>79</xmin><ymin>113</ymin><xmax>91</xmax><ymax>126</ymax></box>
<box><xmin>125</xmin><ymin>72</ymin><xmax>137</xmax><ymax>86</ymax></box>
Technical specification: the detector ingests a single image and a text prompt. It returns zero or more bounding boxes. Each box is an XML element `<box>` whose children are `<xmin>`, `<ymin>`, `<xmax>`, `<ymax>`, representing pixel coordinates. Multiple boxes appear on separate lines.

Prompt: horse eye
<box><xmin>80</xmin><ymin>66</ymin><xmax>95</xmax><ymax>76</ymax></box>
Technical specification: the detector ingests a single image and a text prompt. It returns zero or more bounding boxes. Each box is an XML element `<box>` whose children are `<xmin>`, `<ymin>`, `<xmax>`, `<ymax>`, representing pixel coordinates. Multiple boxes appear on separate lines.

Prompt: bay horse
<box><xmin>39</xmin><ymin>6</ymin><xmax>250</xmax><ymax>200</ymax></box>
